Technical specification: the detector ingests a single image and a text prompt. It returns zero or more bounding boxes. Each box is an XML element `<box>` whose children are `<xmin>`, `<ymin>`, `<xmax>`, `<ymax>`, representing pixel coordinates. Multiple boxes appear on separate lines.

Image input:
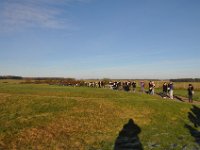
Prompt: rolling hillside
<box><xmin>0</xmin><ymin>82</ymin><xmax>200</xmax><ymax>149</ymax></box>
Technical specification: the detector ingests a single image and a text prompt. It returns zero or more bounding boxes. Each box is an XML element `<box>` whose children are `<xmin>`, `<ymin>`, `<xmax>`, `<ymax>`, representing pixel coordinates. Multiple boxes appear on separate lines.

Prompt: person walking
<box><xmin>188</xmin><ymin>84</ymin><xmax>194</xmax><ymax>103</ymax></box>
<box><xmin>169</xmin><ymin>82</ymin><xmax>174</xmax><ymax>99</ymax></box>
<box><xmin>132</xmin><ymin>81</ymin><xmax>137</xmax><ymax>93</ymax></box>
<box><xmin>163</xmin><ymin>82</ymin><xmax>168</xmax><ymax>98</ymax></box>
<box><xmin>152</xmin><ymin>81</ymin><xmax>155</xmax><ymax>95</ymax></box>
<box><xmin>149</xmin><ymin>81</ymin><xmax>154</xmax><ymax>95</ymax></box>
<box><xmin>140</xmin><ymin>81</ymin><xmax>145</xmax><ymax>93</ymax></box>
<box><xmin>149</xmin><ymin>81</ymin><xmax>156</xmax><ymax>95</ymax></box>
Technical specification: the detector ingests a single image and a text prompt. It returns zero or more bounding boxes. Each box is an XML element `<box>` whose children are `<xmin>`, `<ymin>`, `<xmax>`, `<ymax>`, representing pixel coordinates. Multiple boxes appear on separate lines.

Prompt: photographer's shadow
<box><xmin>114</xmin><ymin>119</ymin><xmax>143</xmax><ymax>150</ymax></box>
<box><xmin>185</xmin><ymin>105</ymin><xmax>200</xmax><ymax>145</ymax></box>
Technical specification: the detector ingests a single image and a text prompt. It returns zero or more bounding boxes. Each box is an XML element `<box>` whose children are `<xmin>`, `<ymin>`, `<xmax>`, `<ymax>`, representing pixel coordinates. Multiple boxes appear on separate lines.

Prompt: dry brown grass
<box><xmin>1</xmin><ymin>97</ymin><xmax>154</xmax><ymax>150</ymax></box>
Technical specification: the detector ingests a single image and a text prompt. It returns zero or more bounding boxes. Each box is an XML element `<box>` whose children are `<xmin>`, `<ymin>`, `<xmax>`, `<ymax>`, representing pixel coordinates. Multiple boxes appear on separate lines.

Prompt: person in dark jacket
<box><xmin>149</xmin><ymin>81</ymin><xmax>154</xmax><ymax>95</ymax></box>
<box><xmin>132</xmin><ymin>81</ymin><xmax>136</xmax><ymax>93</ymax></box>
<box><xmin>163</xmin><ymin>82</ymin><xmax>168</xmax><ymax>98</ymax></box>
<box><xmin>188</xmin><ymin>84</ymin><xmax>194</xmax><ymax>103</ymax></box>
<box><xmin>123</xmin><ymin>82</ymin><xmax>130</xmax><ymax>92</ymax></box>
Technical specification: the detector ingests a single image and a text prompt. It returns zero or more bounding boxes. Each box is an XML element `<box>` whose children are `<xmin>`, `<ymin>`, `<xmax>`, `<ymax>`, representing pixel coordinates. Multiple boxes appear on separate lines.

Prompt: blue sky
<box><xmin>0</xmin><ymin>0</ymin><xmax>200</xmax><ymax>79</ymax></box>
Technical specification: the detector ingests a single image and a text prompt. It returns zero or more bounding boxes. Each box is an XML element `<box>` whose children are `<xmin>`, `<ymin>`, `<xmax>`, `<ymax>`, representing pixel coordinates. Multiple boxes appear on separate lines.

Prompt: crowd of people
<box><xmin>109</xmin><ymin>80</ymin><xmax>195</xmax><ymax>103</ymax></box>
<box><xmin>162</xmin><ymin>82</ymin><xmax>194</xmax><ymax>103</ymax></box>
<box><xmin>162</xmin><ymin>82</ymin><xmax>174</xmax><ymax>99</ymax></box>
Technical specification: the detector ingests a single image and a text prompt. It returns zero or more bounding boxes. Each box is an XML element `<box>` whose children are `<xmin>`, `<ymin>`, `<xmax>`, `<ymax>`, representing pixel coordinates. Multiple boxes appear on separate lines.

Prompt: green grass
<box><xmin>0</xmin><ymin>82</ymin><xmax>200</xmax><ymax>149</ymax></box>
<box><xmin>173</xmin><ymin>89</ymin><xmax>200</xmax><ymax>101</ymax></box>
<box><xmin>150</xmin><ymin>87</ymin><xmax>200</xmax><ymax>101</ymax></box>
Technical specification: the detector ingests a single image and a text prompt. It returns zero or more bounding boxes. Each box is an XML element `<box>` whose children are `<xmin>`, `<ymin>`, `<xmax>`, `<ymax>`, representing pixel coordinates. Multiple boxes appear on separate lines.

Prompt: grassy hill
<box><xmin>0</xmin><ymin>82</ymin><xmax>200</xmax><ymax>149</ymax></box>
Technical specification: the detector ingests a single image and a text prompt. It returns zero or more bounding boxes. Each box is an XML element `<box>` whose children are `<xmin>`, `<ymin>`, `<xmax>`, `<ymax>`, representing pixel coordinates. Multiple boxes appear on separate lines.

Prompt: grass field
<box><xmin>1</xmin><ymin>81</ymin><xmax>200</xmax><ymax>149</ymax></box>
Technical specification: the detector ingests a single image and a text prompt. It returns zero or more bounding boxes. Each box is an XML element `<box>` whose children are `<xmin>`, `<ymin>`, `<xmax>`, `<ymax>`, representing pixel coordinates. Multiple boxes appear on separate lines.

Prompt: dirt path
<box><xmin>174</xmin><ymin>95</ymin><xmax>200</xmax><ymax>105</ymax></box>
<box><xmin>156</xmin><ymin>92</ymin><xmax>200</xmax><ymax>105</ymax></box>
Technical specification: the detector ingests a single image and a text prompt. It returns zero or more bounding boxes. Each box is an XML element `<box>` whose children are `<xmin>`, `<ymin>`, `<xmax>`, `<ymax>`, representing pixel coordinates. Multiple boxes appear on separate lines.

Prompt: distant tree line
<box><xmin>0</xmin><ymin>76</ymin><xmax>23</xmax><ymax>79</ymax></box>
<box><xmin>0</xmin><ymin>76</ymin><xmax>75</xmax><ymax>81</ymax></box>
<box><xmin>170</xmin><ymin>78</ymin><xmax>200</xmax><ymax>82</ymax></box>
<box><xmin>22</xmin><ymin>78</ymin><xmax>79</xmax><ymax>85</ymax></box>
<box><xmin>1</xmin><ymin>76</ymin><xmax>200</xmax><ymax>83</ymax></box>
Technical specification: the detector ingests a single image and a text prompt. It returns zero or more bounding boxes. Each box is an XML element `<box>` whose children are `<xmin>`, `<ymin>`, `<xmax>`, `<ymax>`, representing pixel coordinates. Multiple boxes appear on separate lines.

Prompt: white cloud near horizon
<box><xmin>0</xmin><ymin>0</ymin><xmax>92</xmax><ymax>32</ymax></box>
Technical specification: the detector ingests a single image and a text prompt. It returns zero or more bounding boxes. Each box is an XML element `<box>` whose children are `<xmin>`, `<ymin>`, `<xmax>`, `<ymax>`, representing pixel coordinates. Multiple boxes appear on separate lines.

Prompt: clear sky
<box><xmin>0</xmin><ymin>0</ymin><xmax>200</xmax><ymax>79</ymax></box>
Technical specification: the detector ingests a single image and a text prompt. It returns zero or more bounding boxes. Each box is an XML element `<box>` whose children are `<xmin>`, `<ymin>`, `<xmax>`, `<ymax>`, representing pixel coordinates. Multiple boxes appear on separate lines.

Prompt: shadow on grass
<box><xmin>114</xmin><ymin>119</ymin><xmax>143</xmax><ymax>150</ymax></box>
<box><xmin>156</xmin><ymin>92</ymin><xmax>168</xmax><ymax>98</ymax></box>
<box><xmin>185</xmin><ymin>105</ymin><xmax>200</xmax><ymax>145</ymax></box>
